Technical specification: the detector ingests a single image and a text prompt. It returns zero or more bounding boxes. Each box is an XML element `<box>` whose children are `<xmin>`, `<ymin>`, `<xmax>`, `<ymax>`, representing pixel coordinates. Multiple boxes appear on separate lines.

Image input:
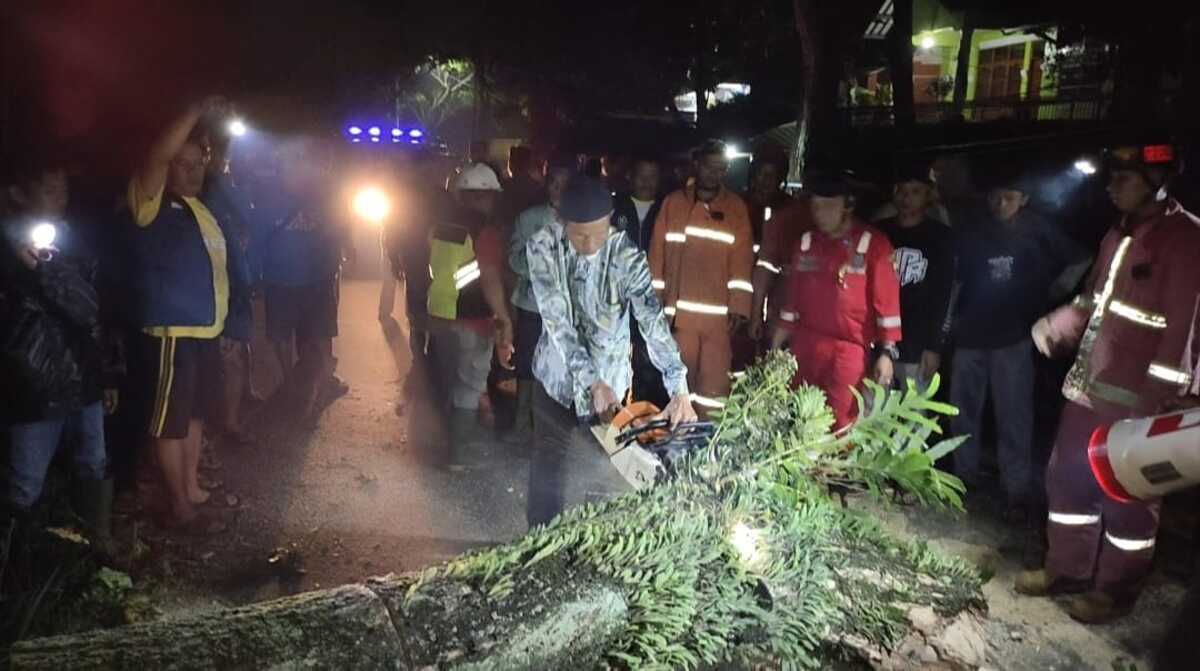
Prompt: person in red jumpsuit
<box><xmin>771</xmin><ymin>171</ymin><xmax>903</xmax><ymax>428</ymax></box>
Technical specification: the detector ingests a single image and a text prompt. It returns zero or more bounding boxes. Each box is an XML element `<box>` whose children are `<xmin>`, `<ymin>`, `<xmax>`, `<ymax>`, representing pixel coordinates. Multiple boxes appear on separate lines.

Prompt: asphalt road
<box><xmin>183</xmin><ymin>277</ymin><xmax>530</xmax><ymax>602</ymax></box>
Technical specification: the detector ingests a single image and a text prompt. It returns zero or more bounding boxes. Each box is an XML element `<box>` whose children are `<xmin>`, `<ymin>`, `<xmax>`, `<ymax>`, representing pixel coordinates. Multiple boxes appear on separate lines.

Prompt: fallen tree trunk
<box><xmin>9</xmin><ymin>563</ymin><xmax>630</xmax><ymax>671</ymax></box>
<box><xmin>9</xmin><ymin>356</ymin><xmax>988</xmax><ymax>670</ymax></box>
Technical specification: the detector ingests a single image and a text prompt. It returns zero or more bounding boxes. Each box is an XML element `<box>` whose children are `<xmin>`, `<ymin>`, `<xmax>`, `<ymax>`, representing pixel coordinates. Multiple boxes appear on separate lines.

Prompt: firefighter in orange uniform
<box><xmin>771</xmin><ymin>171</ymin><xmax>902</xmax><ymax>428</ymax></box>
<box><xmin>1016</xmin><ymin>141</ymin><xmax>1200</xmax><ymax>623</ymax></box>
<box><xmin>649</xmin><ymin>140</ymin><xmax>755</xmax><ymax>414</ymax></box>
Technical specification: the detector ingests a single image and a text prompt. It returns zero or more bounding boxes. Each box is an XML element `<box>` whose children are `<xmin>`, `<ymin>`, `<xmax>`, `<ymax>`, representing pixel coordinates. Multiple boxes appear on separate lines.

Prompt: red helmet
<box><xmin>1107</xmin><ymin>141</ymin><xmax>1180</xmax><ymax>189</ymax></box>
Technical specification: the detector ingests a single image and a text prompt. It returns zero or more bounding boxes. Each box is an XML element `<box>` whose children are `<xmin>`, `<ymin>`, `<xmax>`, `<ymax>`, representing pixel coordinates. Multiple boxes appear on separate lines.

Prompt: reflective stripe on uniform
<box><xmin>878</xmin><ymin>315</ymin><xmax>902</xmax><ymax>329</ymax></box>
<box><xmin>780</xmin><ymin>311</ymin><xmax>798</xmax><ymax>323</ymax></box>
<box><xmin>753</xmin><ymin>244</ymin><xmax>761</xmax><ymax>254</ymax></box>
<box><xmin>454</xmin><ymin>260</ymin><xmax>479</xmax><ymax>280</ymax></box>
<box><xmin>684</xmin><ymin>226</ymin><xmax>736</xmax><ymax>244</ymax></box>
<box><xmin>856</xmin><ymin>231</ymin><xmax>872</xmax><ymax>255</ymax></box>
<box><xmin>664</xmin><ymin>306</ymin><xmax>677</xmax><ymax>316</ymax></box>
<box><xmin>651</xmin><ymin>279</ymin><xmax>666</xmax><ymax>290</ymax></box>
<box><xmin>454</xmin><ymin>261</ymin><xmax>482</xmax><ymax>289</ymax></box>
<box><xmin>1148</xmin><ymin>363</ymin><xmax>1192</xmax><ymax>387</ymax></box>
<box><xmin>665</xmin><ymin>232</ymin><xmax>688</xmax><ymax>243</ymax></box>
<box><xmin>1108</xmin><ymin>300</ymin><xmax>1168</xmax><ymax>329</ymax></box>
<box><xmin>1048</xmin><ymin>511</ymin><xmax>1101</xmax><ymax>526</ymax></box>
<box><xmin>1092</xmin><ymin>236</ymin><xmax>1134</xmax><ymax>320</ymax></box>
<box><xmin>756</xmin><ymin>259</ymin><xmax>782</xmax><ymax>274</ymax></box>
<box><xmin>691</xmin><ymin>394</ymin><xmax>726</xmax><ymax>409</ymax></box>
<box><xmin>1088</xmin><ymin>381</ymin><xmax>1142</xmax><ymax>409</ymax></box>
<box><xmin>1105</xmin><ymin>533</ymin><xmax>1156</xmax><ymax>552</ymax></box>
<box><xmin>728</xmin><ymin>279</ymin><xmax>754</xmax><ymax>293</ymax></box>
<box><xmin>799</xmin><ymin>232</ymin><xmax>812</xmax><ymax>252</ymax></box>
<box><xmin>676</xmin><ymin>300</ymin><xmax>729</xmax><ymax>316</ymax></box>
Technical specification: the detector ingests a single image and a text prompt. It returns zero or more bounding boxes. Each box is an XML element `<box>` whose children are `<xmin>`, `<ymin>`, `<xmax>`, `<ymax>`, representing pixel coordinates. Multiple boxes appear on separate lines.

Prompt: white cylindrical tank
<box><xmin>1089</xmin><ymin>408</ymin><xmax>1200</xmax><ymax>502</ymax></box>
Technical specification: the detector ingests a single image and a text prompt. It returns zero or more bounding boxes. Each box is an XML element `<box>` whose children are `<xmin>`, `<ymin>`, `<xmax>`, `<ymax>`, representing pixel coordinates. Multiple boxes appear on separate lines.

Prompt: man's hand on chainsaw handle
<box><xmin>590</xmin><ymin>381</ymin><xmax>622</xmax><ymax>424</ymax></box>
<box><xmin>658</xmin><ymin>393</ymin><xmax>698</xmax><ymax>429</ymax></box>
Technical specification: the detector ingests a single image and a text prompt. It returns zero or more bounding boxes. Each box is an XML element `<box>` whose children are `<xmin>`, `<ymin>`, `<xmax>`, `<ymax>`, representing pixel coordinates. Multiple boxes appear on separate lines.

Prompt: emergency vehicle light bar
<box><xmin>344</xmin><ymin>123</ymin><xmax>427</xmax><ymax>145</ymax></box>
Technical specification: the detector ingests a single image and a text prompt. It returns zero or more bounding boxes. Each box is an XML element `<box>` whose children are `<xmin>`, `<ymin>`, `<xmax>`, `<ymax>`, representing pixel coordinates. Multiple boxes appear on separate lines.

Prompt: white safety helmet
<box><xmin>453</xmin><ymin>163</ymin><xmax>503</xmax><ymax>192</ymax></box>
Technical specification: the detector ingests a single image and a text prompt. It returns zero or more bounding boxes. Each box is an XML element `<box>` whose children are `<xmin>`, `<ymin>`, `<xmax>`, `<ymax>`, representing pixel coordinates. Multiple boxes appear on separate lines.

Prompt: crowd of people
<box><xmin>3</xmin><ymin>94</ymin><xmax>1199</xmax><ymax>631</ymax></box>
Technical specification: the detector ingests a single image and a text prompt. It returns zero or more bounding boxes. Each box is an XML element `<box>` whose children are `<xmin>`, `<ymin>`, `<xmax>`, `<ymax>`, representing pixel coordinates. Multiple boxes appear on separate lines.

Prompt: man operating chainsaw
<box><xmin>525</xmin><ymin>174</ymin><xmax>697</xmax><ymax>527</ymax></box>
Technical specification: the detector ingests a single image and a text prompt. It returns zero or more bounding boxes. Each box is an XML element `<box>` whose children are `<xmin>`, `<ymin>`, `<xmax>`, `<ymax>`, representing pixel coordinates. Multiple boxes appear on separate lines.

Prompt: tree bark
<box><xmin>692</xmin><ymin>1</ymin><xmax>714</xmax><ymax>129</ymax></box>
<box><xmin>9</xmin><ymin>537</ymin><xmax>986</xmax><ymax>670</ymax></box>
<box><xmin>9</xmin><ymin>564</ymin><xmax>630</xmax><ymax>671</ymax></box>
<box><xmin>889</xmin><ymin>0</ymin><xmax>916</xmax><ymax>128</ymax></box>
<box><xmin>790</xmin><ymin>0</ymin><xmax>819</xmax><ymax>181</ymax></box>
<box><xmin>951</xmin><ymin>12</ymin><xmax>976</xmax><ymax>119</ymax></box>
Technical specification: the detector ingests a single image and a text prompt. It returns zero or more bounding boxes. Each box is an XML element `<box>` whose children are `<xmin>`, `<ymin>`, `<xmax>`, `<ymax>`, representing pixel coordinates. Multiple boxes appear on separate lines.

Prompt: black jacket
<box><xmin>613</xmin><ymin>193</ymin><xmax>664</xmax><ymax>253</ymax></box>
<box><xmin>877</xmin><ymin>216</ymin><xmax>956</xmax><ymax>362</ymax></box>
<box><xmin>1</xmin><ymin>220</ymin><xmax>119</xmax><ymax>422</ymax></box>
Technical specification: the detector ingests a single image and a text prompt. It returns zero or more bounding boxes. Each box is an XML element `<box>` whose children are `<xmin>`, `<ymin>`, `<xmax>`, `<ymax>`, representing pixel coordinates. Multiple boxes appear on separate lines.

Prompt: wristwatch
<box><xmin>874</xmin><ymin>342</ymin><xmax>900</xmax><ymax>362</ymax></box>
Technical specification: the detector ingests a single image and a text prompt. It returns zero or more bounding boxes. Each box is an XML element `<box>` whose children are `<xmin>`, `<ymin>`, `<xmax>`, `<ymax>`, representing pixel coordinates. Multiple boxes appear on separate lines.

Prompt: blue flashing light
<box><xmin>351</xmin><ymin>138</ymin><xmax>362</xmax><ymax>143</ymax></box>
<box><xmin>409</xmin><ymin>129</ymin><xmax>424</xmax><ymax>138</ymax></box>
<box><xmin>370</xmin><ymin>137</ymin><xmax>381</xmax><ymax>143</ymax></box>
<box><xmin>392</xmin><ymin>137</ymin><xmax>402</xmax><ymax>143</ymax></box>
<box><xmin>409</xmin><ymin>139</ymin><xmax>421</xmax><ymax>145</ymax></box>
<box><xmin>348</xmin><ymin>126</ymin><xmax>363</xmax><ymax>136</ymax></box>
<box><xmin>391</xmin><ymin>128</ymin><xmax>402</xmax><ymax>137</ymax></box>
<box><xmin>368</xmin><ymin>126</ymin><xmax>381</xmax><ymax>137</ymax></box>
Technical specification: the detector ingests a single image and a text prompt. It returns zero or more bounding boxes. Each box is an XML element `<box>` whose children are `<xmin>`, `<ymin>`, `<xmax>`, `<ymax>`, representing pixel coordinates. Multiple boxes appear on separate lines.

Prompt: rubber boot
<box><xmin>502</xmin><ymin>381</ymin><xmax>535</xmax><ymax>446</ymax></box>
<box><xmin>75</xmin><ymin>478</ymin><xmax>117</xmax><ymax>563</ymax></box>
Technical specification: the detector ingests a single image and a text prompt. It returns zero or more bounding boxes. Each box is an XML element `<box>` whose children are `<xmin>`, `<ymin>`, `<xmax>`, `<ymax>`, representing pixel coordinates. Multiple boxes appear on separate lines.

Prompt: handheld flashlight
<box><xmin>30</xmin><ymin>221</ymin><xmax>58</xmax><ymax>262</ymax></box>
<box><xmin>228</xmin><ymin>118</ymin><xmax>248</xmax><ymax>137</ymax></box>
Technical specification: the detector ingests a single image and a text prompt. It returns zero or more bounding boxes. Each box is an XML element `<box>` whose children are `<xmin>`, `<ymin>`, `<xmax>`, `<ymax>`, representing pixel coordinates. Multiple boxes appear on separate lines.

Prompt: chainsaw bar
<box><xmin>615</xmin><ymin>420</ymin><xmax>716</xmax><ymax>475</ymax></box>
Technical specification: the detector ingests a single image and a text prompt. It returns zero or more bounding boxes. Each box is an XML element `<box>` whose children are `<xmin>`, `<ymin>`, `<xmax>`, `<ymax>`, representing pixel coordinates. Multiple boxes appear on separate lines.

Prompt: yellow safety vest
<box><xmin>427</xmin><ymin>223</ymin><xmax>489</xmax><ymax>320</ymax></box>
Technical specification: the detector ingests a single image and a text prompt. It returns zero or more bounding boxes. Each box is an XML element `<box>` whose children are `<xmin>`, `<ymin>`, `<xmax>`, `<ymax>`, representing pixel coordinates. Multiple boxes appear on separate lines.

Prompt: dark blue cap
<box><xmin>559</xmin><ymin>174</ymin><xmax>613</xmax><ymax>224</ymax></box>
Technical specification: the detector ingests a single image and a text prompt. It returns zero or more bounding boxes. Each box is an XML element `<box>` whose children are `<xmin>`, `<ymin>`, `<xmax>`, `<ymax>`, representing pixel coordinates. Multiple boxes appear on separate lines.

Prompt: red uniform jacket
<box><xmin>649</xmin><ymin>186</ymin><xmax>755</xmax><ymax>332</ymax></box>
<box><xmin>780</xmin><ymin>220</ymin><xmax>903</xmax><ymax>348</ymax></box>
<box><xmin>1045</xmin><ymin>200</ymin><xmax>1200</xmax><ymax>417</ymax></box>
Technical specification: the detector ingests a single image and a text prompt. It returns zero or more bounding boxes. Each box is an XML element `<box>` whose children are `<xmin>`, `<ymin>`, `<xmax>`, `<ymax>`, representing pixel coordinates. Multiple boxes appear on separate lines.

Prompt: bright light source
<box><xmin>920</xmin><ymin>35</ymin><xmax>936</xmax><ymax>50</ymax></box>
<box><xmin>408</xmin><ymin>129</ymin><xmax>424</xmax><ymax>138</ymax></box>
<box><xmin>729</xmin><ymin>521</ymin><xmax>765</xmax><ymax>567</ymax></box>
<box><xmin>227</xmin><ymin>119</ymin><xmax>247</xmax><ymax>137</ymax></box>
<box><xmin>351</xmin><ymin>138</ymin><xmax>362</xmax><ymax>144</ymax></box>
<box><xmin>764</xmin><ymin>206</ymin><xmax>773</xmax><ymax>222</ymax></box>
<box><xmin>370</xmin><ymin>137</ymin><xmax>380</xmax><ymax>143</ymax></box>
<box><xmin>348</xmin><ymin>126</ymin><xmax>363</xmax><ymax>136</ymax></box>
<box><xmin>30</xmin><ymin>222</ymin><xmax>57</xmax><ymax>250</ymax></box>
<box><xmin>391</xmin><ymin>128</ymin><xmax>403</xmax><ymax>137</ymax></box>
<box><xmin>352</xmin><ymin>187</ymin><xmax>392</xmax><ymax>225</ymax></box>
<box><xmin>409</xmin><ymin>139</ymin><xmax>421</xmax><ymax>145</ymax></box>
<box><xmin>725</xmin><ymin>143</ymin><xmax>741</xmax><ymax>160</ymax></box>
<box><xmin>368</xmin><ymin>126</ymin><xmax>381</xmax><ymax>137</ymax></box>
<box><xmin>1074</xmin><ymin>159</ymin><xmax>1098</xmax><ymax>176</ymax></box>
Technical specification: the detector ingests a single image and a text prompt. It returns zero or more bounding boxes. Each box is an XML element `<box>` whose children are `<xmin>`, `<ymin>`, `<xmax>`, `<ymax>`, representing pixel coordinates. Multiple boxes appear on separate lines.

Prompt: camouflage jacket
<box><xmin>527</xmin><ymin>221</ymin><xmax>689</xmax><ymax>418</ymax></box>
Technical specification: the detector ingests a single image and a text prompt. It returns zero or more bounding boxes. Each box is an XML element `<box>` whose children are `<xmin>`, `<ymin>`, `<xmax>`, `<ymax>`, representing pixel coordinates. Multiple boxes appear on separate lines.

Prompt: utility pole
<box><xmin>890</xmin><ymin>0</ymin><xmax>916</xmax><ymax>128</ymax></box>
<box><xmin>951</xmin><ymin>11</ymin><xmax>976</xmax><ymax>119</ymax></box>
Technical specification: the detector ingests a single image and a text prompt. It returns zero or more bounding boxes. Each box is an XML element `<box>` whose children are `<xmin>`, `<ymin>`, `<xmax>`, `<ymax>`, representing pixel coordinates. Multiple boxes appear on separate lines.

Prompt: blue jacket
<box><xmin>126</xmin><ymin>180</ymin><xmax>229</xmax><ymax>338</ymax></box>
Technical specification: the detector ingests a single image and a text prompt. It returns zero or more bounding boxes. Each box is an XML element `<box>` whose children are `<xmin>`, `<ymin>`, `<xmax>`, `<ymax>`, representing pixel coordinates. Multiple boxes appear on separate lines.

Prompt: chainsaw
<box><xmin>590</xmin><ymin>401</ymin><xmax>715</xmax><ymax>489</ymax></box>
